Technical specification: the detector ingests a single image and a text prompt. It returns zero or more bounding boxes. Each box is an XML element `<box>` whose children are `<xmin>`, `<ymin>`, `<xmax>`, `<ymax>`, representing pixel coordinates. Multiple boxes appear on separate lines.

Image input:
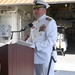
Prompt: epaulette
<box><xmin>33</xmin><ymin>19</ymin><xmax>37</xmax><ymax>22</ymax></box>
<box><xmin>46</xmin><ymin>17</ymin><xmax>51</xmax><ymax>21</ymax></box>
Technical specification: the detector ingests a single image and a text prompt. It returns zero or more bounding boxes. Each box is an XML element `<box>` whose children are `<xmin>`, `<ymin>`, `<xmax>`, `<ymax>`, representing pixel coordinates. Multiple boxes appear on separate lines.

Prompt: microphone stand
<box><xmin>11</xmin><ymin>29</ymin><xmax>25</xmax><ymax>40</ymax></box>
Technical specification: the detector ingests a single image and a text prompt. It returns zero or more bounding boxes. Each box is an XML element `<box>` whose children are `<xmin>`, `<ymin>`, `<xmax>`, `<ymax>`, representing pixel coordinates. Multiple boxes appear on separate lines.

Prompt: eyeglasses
<box><xmin>33</xmin><ymin>7</ymin><xmax>41</xmax><ymax>10</ymax></box>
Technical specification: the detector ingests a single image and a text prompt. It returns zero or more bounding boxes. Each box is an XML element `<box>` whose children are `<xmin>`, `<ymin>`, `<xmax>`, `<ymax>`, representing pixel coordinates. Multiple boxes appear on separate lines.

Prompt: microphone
<box><xmin>21</xmin><ymin>23</ymin><xmax>33</xmax><ymax>31</ymax></box>
<box><xmin>11</xmin><ymin>23</ymin><xmax>33</xmax><ymax>40</ymax></box>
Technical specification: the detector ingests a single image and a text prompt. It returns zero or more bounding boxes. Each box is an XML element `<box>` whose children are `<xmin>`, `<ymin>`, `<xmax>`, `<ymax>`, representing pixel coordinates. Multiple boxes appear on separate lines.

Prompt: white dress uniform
<box><xmin>26</xmin><ymin>14</ymin><xmax>57</xmax><ymax>75</ymax></box>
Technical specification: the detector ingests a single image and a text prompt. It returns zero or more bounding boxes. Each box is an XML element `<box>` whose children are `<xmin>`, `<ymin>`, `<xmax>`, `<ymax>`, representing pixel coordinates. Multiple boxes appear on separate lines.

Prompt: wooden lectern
<box><xmin>0</xmin><ymin>43</ymin><xmax>34</xmax><ymax>75</ymax></box>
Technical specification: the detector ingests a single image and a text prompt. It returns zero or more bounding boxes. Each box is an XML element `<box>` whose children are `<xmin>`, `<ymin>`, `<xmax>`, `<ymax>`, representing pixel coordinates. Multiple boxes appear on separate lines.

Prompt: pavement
<box><xmin>54</xmin><ymin>54</ymin><xmax>75</xmax><ymax>75</ymax></box>
<box><xmin>54</xmin><ymin>42</ymin><xmax>75</xmax><ymax>75</ymax></box>
<box><xmin>55</xmin><ymin>70</ymin><xmax>75</xmax><ymax>75</ymax></box>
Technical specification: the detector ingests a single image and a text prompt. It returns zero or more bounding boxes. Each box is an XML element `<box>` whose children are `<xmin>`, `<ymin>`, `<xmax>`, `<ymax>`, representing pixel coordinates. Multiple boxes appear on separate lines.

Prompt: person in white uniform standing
<box><xmin>26</xmin><ymin>0</ymin><xmax>57</xmax><ymax>75</ymax></box>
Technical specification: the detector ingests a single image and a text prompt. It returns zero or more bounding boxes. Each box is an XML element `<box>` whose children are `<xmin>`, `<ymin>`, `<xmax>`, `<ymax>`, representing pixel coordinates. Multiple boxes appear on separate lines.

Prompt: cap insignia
<box><xmin>33</xmin><ymin>1</ymin><xmax>37</xmax><ymax>4</ymax></box>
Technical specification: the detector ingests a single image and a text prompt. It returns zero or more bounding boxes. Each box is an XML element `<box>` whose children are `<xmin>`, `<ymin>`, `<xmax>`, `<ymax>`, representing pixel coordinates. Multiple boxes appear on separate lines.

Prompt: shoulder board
<box><xmin>34</xmin><ymin>19</ymin><xmax>37</xmax><ymax>21</ymax></box>
<box><xmin>46</xmin><ymin>17</ymin><xmax>51</xmax><ymax>21</ymax></box>
<box><xmin>33</xmin><ymin>19</ymin><xmax>36</xmax><ymax>22</ymax></box>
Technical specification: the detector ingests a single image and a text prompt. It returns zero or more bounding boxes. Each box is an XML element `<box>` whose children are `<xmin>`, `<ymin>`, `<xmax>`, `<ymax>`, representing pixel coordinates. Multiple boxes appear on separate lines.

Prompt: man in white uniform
<box><xmin>26</xmin><ymin>0</ymin><xmax>57</xmax><ymax>75</ymax></box>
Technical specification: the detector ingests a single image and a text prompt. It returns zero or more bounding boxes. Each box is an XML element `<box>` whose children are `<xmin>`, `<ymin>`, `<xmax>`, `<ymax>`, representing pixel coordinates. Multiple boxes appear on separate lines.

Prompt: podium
<box><xmin>0</xmin><ymin>43</ymin><xmax>34</xmax><ymax>75</ymax></box>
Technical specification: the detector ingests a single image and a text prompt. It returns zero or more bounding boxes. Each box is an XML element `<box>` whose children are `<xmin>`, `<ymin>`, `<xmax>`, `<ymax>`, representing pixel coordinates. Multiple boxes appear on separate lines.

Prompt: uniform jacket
<box><xmin>26</xmin><ymin>14</ymin><xmax>57</xmax><ymax>64</ymax></box>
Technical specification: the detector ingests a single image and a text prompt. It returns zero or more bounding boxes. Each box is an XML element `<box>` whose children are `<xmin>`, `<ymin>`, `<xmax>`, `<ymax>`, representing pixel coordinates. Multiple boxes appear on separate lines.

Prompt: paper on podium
<box><xmin>0</xmin><ymin>43</ymin><xmax>6</xmax><ymax>47</ymax></box>
<box><xmin>0</xmin><ymin>40</ymin><xmax>12</xmax><ymax>47</ymax></box>
<box><xmin>16</xmin><ymin>40</ymin><xmax>35</xmax><ymax>48</ymax></box>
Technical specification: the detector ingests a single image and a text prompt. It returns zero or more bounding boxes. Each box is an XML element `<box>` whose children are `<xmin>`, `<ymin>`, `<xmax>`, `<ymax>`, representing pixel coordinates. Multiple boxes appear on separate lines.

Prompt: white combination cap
<box><xmin>33</xmin><ymin>0</ymin><xmax>50</xmax><ymax>9</ymax></box>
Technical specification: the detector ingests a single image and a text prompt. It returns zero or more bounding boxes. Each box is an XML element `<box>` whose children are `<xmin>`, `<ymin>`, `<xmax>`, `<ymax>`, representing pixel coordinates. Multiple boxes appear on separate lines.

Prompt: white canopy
<box><xmin>0</xmin><ymin>0</ymin><xmax>75</xmax><ymax>5</ymax></box>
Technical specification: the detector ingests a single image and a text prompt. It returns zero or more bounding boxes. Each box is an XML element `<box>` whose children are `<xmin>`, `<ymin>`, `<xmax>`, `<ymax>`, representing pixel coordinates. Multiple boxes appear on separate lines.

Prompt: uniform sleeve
<box><xmin>35</xmin><ymin>19</ymin><xmax>57</xmax><ymax>51</ymax></box>
<box><xmin>25</xmin><ymin>30</ymin><xmax>36</xmax><ymax>49</ymax></box>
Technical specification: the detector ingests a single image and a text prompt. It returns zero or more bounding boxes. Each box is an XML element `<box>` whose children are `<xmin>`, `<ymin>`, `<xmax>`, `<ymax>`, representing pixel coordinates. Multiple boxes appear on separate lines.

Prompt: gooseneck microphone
<box><xmin>21</xmin><ymin>23</ymin><xmax>33</xmax><ymax>31</ymax></box>
<box><xmin>11</xmin><ymin>23</ymin><xmax>33</xmax><ymax>32</ymax></box>
<box><xmin>11</xmin><ymin>23</ymin><xmax>33</xmax><ymax>39</ymax></box>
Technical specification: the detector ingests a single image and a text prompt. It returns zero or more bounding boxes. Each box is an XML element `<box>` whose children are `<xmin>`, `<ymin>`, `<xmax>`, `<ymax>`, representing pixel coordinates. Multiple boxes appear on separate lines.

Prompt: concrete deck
<box><xmin>54</xmin><ymin>42</ymin><xmax>75</xmax><ymax>75</ymax></box>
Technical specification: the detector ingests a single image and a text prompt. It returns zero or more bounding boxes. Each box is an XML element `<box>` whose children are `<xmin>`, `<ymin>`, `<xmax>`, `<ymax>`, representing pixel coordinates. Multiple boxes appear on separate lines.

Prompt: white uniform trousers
<box><xmin>34</xmin><ymin>60</ymin><xmax>55</xmax><ymax>75</ymax></box>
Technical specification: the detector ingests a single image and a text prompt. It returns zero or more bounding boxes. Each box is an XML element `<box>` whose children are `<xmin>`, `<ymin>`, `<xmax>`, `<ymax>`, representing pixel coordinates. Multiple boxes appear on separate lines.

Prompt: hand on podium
<box><xmin>26</xmin><ymin>42</ymin><xmax>35</xmax><ymax>49</ymax></box>
<box><xmin>15</xmin><ymin>40</ymin><xmax>35</xmax><ymax>49</ymax></box>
